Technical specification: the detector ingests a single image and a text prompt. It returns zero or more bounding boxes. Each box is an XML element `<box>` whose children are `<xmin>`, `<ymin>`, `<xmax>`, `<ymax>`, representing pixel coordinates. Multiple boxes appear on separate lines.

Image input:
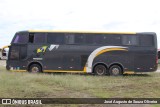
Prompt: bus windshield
<box><xmin>13</xmin><ymin>33</ymin><xmax>28</xmax><ymax>44</ymax></box>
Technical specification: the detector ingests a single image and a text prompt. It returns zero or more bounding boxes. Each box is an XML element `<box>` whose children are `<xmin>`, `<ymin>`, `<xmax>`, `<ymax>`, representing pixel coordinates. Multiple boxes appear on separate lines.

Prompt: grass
<box><xmin>0</xmin><ymin>62</ymin><xmax>160</xmax><ymax>107</ymax></box>
<box><xmin>1</xmin><ymin>69</ymin><xmax>160</xmax><ymax>98</ymax></box>
<box><xmin>1</xmin><ymin>71</ymin><xmax>160</xmax><ymax>98</ymax></box>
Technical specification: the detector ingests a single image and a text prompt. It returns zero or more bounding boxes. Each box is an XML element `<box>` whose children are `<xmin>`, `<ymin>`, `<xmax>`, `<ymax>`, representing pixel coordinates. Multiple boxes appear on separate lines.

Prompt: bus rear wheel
<box><xmin>94</xmin><ymin>64</ymin><xmax>107</xmax><ymax>76</ymax></box>
<box><xmin>109</xmin><ymin>65</ymin><xmax>122</xmax><ymax>76</ymax></box>
<box><xmin>29</xmin><ymin>64</ymin><xmax>42</xmax><ymax>73</ymax></box>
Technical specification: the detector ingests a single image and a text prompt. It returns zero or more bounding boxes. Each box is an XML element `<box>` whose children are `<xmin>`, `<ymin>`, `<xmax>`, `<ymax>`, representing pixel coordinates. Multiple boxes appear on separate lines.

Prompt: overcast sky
<box><xmin>0</xmin><ymin>0</ymin><xmax>160</xmax><ymax>48</ymax></box>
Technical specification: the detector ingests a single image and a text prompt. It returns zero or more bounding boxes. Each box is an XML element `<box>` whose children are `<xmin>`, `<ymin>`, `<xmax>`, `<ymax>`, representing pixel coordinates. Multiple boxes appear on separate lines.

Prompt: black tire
<box><xmin>94</xmin><ymin>64</ymin><xmax>107</xmax><ymax>76</ymax></box>
<box><xmin>109</xmin><ymin>65</ymin><xmax>122</xmax><ymax>76</ymax></box>
<box><xmin>29</xmin><ymin>64</ymin><xmax>42</xmax><ymax>73</ymax></box>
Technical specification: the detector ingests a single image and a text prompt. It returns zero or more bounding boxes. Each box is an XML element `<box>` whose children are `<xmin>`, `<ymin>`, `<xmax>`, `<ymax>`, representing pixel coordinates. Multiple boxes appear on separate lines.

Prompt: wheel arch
<box><xmin>92</xmin><ymin>62</ymin><xmax>108</xmax><ymax>73</ymax></box>
<box><xmin>109</xmin><ymin>62</ymin><xmax>124</xmax><ymax>73</ymax></box>
<box><xmin>27</xmin><ymin>61</ymin><xmax>43</xmax><ymax>72</ymax></box>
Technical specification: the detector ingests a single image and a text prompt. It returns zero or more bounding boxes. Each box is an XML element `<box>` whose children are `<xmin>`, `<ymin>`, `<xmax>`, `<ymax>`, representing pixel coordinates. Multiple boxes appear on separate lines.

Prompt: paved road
<box><xmin>0</xmin><ymin>60</ymin><xmax>160</xmax><ymax>72</ymax></box>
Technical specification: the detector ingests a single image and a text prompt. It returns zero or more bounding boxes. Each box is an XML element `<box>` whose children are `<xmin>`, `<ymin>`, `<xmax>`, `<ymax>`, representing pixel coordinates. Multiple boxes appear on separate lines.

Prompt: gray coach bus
<box><xmin>6</xmin><ymin>30</ymin><xmax>158</xmax><ymax>76</ymax></box>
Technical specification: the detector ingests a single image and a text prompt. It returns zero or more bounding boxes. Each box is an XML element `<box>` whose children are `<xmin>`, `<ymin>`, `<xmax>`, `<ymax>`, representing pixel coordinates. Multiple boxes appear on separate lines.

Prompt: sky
<box><xmin>0</xmin><ymin>0</ymin><xmax>160</xmax><ymax>48</ymax></box>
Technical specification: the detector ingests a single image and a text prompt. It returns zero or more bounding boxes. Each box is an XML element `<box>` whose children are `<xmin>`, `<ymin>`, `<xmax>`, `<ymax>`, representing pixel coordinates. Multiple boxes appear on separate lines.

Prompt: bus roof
<box><xmin>16</xmin><ymin>30</ymin><xmax>156</xmax><ymax>35</ymax></box>
<box><xmin>20</xmin><ymin>30</ymin><xmax>136</xmax><ymax>34</ymax></box>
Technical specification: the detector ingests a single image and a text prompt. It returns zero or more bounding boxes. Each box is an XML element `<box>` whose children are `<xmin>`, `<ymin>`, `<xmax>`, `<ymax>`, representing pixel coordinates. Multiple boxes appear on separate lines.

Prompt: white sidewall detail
<box><xmin>86</xmin><ymin>46</ymin><xmax>127</xmax><ymax>73</ymax></box>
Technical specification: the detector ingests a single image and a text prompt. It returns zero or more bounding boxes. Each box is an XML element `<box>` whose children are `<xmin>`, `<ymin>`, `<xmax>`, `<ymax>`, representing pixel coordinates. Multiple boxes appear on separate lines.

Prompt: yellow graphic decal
<box><xmin>10</xmin><ymin>70</ymin><xmax>27</xmax><ymax>72</ymax></box>
<box><xmin>123</xmin><ymin>71</ymin><xmax>135</xmax><ymax>74</ymax></box>
<box><xmin>44</xmin><ymin>66</ymin><xmax>87</xmax><ymax>73</ymax></box>
<box><xmin>83</xmin><ymin>67</ymin><xmax>87</xmax><ymax>72</ymax></box>
<box><xmin>29</xmin><ymin>30</ymin><xmax>136</xmax><ymax>34</ymax></box>
<box><xmin>43</xmin><ymin>70</ymin><xmax>86</xmax><ymax>73</ymax></box>
<box><xmin>37</xmin><ymin>46</ymin><xmax>48</xmax><ymax>53</ymax></box>
<box><xmin>95</xmin><ymin>48</ymin><xmax>127</xmax><ymax>57</ymax></box>
<box><xmin>86</xmin><ymin>46</ymin><xmax>127</xmax><ymax>73</ymax></box>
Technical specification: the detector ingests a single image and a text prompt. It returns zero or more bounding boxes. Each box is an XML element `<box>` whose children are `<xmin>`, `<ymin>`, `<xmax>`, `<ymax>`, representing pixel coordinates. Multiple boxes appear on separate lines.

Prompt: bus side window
<box><xmin>75</xmin><ymin>34</ymin><xmax>85</xmax><ymax>44</ymax></box>
<box><xmin>85</xmin><ymin>34</ymin><xmax>94</xmax><ymax>45</ymax></box>
<box><xmin>29</xmin><ymin>33</ymin><xmax>46</xmax><ymax>43</ymax></box>
<box><xmin>47</xmin><ymin>33</ymin><xmax>65</xmax><ymax>44</ymax></box>
<box><xmin>104</xmin><ymin>34</ymin><xmax>121</xmax><ymax>45</ymax></box>
<box><xmin>29</xmin><ymin>33</ymin><xmax>34</xmax><ymax>43</ymax></box>
<box><xmin>34</xmin><ymin>33</ymin><xmax>46</xmax><ymax>43</ymax></box>
<box><xmin>94</xmin><ymin>34</ymin><xmax>104</xmax><ymax>45</ymax></box>
<box><xmin>122</xmin><ymin>35</ymin><xmax>139</xmax><ymax>46</ymax></box>
<box><xmin>65</xmin><ymin>33</ymin><xmax>75</xmax><ymax>44</ymax></box>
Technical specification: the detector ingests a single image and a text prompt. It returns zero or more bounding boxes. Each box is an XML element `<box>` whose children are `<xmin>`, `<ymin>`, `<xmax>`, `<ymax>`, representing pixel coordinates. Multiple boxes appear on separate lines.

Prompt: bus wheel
<box><xmin>109</xmin><ymin>65</ymin><xmax>122</xmax><ymax>76</ymax></box>
<box><xmin>94</xmin><ymin>64</ymin><xmax>107</xmax><ymax>76</ymax></box>
<box><xmin>29</xmin><ymin>64</ymin><xmax>42</xmax><ymax>73</ymax></box>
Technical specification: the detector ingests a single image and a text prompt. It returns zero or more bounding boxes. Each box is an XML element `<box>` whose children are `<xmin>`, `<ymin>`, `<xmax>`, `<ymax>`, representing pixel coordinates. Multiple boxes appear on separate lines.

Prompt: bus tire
<box><xmin>94</xmin><ymin>64</ymin><xmax>107</xmax><ymax>76</ymax></box>
<box><xmin>29</xmin><ymin>64</ymin><xmax>42</xmax><ymax>73</ymax></box>
<box><xmin>109</xmin><ymin>65</ymin><xmax>122</xmax><ymax>76</ymax></box>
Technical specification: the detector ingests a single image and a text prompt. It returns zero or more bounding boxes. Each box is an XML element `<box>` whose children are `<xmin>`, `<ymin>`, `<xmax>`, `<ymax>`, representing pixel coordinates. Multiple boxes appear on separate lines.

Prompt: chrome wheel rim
<box><xmin>31</xmin><ymin>67</ymin><xmax>39</xmax><ymax>73</ymax></box>
<box><xmin>112</xmin><ymin>68</ymin><xmax>120</xmax><ymax>75</ymax></box>
<box><xmin>96</xmin><ymin>66</ymin><xmax>105</xmax><ymax>75</ymax></box>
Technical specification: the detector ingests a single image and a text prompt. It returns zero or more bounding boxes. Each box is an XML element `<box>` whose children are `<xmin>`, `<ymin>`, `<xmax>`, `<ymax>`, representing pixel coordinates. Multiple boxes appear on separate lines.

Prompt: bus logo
<box><xmin>37</xmin><ymin>46</ymin><xmax>48</xmax><ymax>53</ymax></box>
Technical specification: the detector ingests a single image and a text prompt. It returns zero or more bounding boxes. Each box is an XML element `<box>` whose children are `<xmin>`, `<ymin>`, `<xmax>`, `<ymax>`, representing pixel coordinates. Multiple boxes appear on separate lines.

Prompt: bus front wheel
<box><xmin>29</xmin><ymin>64</ymin><xmax>42</xmax><ymax>73</ymax></box>
<box><xmin>109</xmin><ymin>65</ymin><xmax>122</xmax><ymax>76</ymax></box>
<box><xmin>94</xmin><ymin>64</ymin><xmax>107</xmax><ymax>76</ymax></box>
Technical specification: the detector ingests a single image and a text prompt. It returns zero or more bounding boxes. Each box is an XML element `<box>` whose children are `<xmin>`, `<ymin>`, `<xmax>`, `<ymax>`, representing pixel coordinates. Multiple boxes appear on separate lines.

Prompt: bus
<box><xmin>0</xmin><ymin>48</ymin><xmax>2</xmax><ymax>59</ymax></box>
<box><xmin>0</xmin><ymin>45</ymin><xmax>9</xmax><ymax>60</ymax></box>
<box><xmin>158</xmin><ymin>49</ymin><xmax>160</xmax><ymax>64</ymax></box>
<box><xmin>6</xmin><ymin>30</ymin><xmax>158</xmax><ymax>76</ymax></box>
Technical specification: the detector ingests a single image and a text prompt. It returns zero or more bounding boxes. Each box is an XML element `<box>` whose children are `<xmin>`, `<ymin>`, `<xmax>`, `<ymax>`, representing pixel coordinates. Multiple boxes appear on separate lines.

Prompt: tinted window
<box><xmin>66</xmin><ymin>33</ymin><xmax>94</xmax><ymax>45</ymax></box>
<box><xmin>10</xmin><ymin>46</ymin><xmax>19</xmax><ymax>60</ymax></box>
<box><xmin>104</xmin><ymin>34</ymin><xmax>121</xmax><ymax>45</ymax></box>
<box><xmin>93</xmin><ymin>35</ymin><xmax>105</xmax><ymax>44</ymax></box>
<box><xmin>122</xmin><ymin>35</ymin><xmax>139</xmax><ymax>45</ymax></box>
<box><xmin>47</xmin><ymin>33</ymin><xmax>65</xmax><ymax>44</ymax></box>
<box><xmin>13</xmin><ymin>33</ymin><xmax>28</xmax><ymax>44</ymax></box>
<box><xmin>34</xmin><ymin>33</ymin><xmax>46</xmax><ymax>43</ymax></box>
<box><xmin>75</xmin><ymin>34</ymin><xmax>85</xmax><ymax>44</ymax></box>
<box><xmin>29</xmin><ymin>33</ymin><xmax>46</xmax><ymax>43</ymax></box>
<box><xmin>20</xmin><ymin>46</ymin><xmax>27</xmax><ymax>59</ymax></box>
<box><xmin>140</xmin><ymin>35</ymin><xmax>153</xmax><ymax>46</ymax></box>
<box><xmin>85</xmin><ymin>34</ymin><xmax>94</xmax><ymax>44</ymax></box>
<box><xmin>65</xmin><ymin>33</ymin><xmax>75</xmax><ymax>44</ymax></box>
<box><xmin>91</xmin><ymin>34</ymin><xmax>121</xmax><ymax>45</ymax></box>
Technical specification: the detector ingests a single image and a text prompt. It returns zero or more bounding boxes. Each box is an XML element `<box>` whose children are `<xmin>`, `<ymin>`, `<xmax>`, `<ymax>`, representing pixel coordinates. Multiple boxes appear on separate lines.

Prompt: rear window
<box><xmin>139</xmin><ymin>35</ymin><xmax>153</xmax><ymax>46</ymax></box>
